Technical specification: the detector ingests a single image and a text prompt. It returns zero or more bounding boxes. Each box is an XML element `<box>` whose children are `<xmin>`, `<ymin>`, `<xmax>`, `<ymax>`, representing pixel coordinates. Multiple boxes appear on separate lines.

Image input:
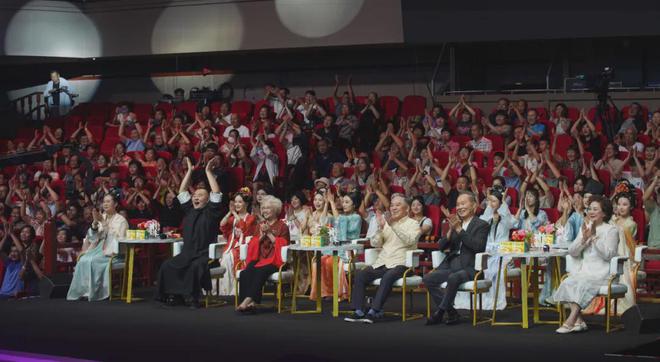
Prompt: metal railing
<box><xmin>9</xmin><ymin>92</ymin><xmax>48</xmax><ymax>122</ymax></box>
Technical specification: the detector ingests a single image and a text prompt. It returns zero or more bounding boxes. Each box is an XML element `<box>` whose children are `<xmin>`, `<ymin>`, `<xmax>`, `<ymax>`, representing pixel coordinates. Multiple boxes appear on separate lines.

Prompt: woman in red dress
<box><xmin>236</xmin><ymin>195</ymin><xmax>290</xmax><ymax>313</ymax></box>
<box><xmin>218</xmin><ymin>188</ymin><xmax>257</xmax><ymax>296</ymax></box>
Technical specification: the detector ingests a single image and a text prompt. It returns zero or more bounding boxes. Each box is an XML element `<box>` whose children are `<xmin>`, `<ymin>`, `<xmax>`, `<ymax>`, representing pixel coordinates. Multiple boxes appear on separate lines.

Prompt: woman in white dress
<box><xmin>551</xmin><ymin>195</ymin><xmax>619</xmax><ymax>333</ymax></box>
<box><xmin>286</xmin><ymin>191</ymin><xmax>311</xmax><ymax>294</ymax></box>
<box><xmin>67</xmin><ymin>193</ymin><xmax>128</xmax><ymax>301</ymax></box>
<box><xmin>453</xmin><ymin>186</ymin><xmax>513</xmax><ymax>310</ymax></box>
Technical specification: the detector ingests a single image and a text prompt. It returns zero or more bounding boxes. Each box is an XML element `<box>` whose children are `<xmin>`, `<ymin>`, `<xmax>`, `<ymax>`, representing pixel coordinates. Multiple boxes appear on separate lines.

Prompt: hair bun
<box><xmin>108</xmin><ymin>187</ymin><xmax>122</xmax><ymax>202</ymax></box>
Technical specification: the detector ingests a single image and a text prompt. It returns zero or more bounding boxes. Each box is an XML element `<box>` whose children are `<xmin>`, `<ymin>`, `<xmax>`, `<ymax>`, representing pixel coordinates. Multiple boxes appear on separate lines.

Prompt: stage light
<box><xmin>4</xmin><ymin>0</ymin><xmax>101</xmax><ymax>58</ymax></box>
<box><xmin>151</xmin><ymin>3</ymin><xmax>243</xmax><ymax>55</ymax></box>
<box><xmin>274</xmin><ymin>0</ymin><xmax>364</xmax><ymax>38</ymax></box>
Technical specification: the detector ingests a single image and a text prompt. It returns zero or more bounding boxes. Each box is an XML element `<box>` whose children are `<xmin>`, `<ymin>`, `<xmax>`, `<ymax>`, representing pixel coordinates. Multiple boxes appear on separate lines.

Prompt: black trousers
<box><xmin>350</xmin><ymin>265</ymin><xmax>407</xmax><ymax>311</ymax></box>
<box><xmin>423</xmin><ymin>257</ymin><xmax>471</xmax><ymax>311</ymax></box>
<box><xmin>239</xmin><ymin>262</ymin><xmax>278</xmax><ymax>304</ymax></box>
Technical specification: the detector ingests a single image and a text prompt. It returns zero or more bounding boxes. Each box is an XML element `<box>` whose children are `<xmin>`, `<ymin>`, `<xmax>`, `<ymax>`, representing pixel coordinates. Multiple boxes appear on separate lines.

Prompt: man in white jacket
<box><xmin>345</xmin><ymin>195</ymin><xmax>420</xmax><ymax>324</ymax></box>
<box><xmin>43</xmin><ymin>71</ymin><xmax>75</xmax><ymax>117</ymax></box>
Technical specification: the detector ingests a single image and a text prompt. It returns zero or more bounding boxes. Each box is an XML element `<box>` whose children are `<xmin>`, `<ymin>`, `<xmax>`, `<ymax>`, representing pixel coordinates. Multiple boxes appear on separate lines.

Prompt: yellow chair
<box><xmin>172</xmin><ymin>239</ymin><xmax>228</xmax><ymax>307</ymax></box>
<box><xmin>426</xmin><ymin>251</ymin><xmax>492</xmax><ymax>326</ymax></box>
<box><xmin>363</xmin><ymin>247</ymin><xmax>425</xmax><ymax>321</ymax></box>
<box><xmin>562</xmin><ymin>254</ymin><xmax>629</xmax><ymax>333</ymax></box>
<box><xmin>633</xmin><ymin>246</ymin><xmax>648</xmax><ymax>299</ymax></box>
<box><xmin>234</xmin><ymin>237</ymin><xmax>293</xmax><ymax>313</ymax></box>
<box><xmin>107</xmin><ymin>241</ymin><xmax>125</xmax><ymax>301</ymax></box>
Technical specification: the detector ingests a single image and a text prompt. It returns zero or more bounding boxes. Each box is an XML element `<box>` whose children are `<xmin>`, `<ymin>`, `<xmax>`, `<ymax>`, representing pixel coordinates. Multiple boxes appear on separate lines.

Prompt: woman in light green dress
<box><xmin>67</xmin><ymin>193</ymin><xmax>128</xmax><ymax>301</ymax></box>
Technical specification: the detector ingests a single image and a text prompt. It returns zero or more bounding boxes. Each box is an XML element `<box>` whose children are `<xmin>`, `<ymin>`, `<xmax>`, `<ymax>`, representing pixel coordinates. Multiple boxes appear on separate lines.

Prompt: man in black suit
<box><xmin>424</xmin><ymin>191</ymin><xmax>489</xmax><ymax>325</ymax></box>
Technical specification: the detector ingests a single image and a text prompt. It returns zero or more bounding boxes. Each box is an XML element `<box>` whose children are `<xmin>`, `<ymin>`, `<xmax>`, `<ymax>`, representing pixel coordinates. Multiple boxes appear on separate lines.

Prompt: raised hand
<box><xmin>184</xmin><ymin>157</ymin><xmax>193</xmax><ymax>171</ymax></box>
<box><xmin>448</xmin><ymin>214</ymin><xmax>462</xmax><ymax>232</ymax></box>
<box><xmin>205</xmin><ymin>156</ymin><xmax>219</xmax><ymax>173</ymax></box>
<box><xmin>259</xmin><ymin>222</ymin><xmax>270</xmax><ymax>235</ymax></box>
<box><xmin>375</xmin><ymin>210</ymin><xmax>386</xmax><ymax>229</ymax></box>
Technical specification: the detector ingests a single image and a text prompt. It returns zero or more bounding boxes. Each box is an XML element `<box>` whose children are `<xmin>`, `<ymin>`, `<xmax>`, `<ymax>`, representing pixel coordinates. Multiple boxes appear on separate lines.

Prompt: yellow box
<box><xmin>545</xmin><ymin>234</ymin><xmax>555</xmax><ymax>245</ymax></box>
<box><xmin>301</xmin><ymin>235</ymin><xmax>311</xmax><ymax>247</ymax></box>
<box><xmin>127</xmin><ymin>230</ymin><xmax>136</xmax><ymax>240</ymax></box>
<box><xmin>499</xmin><ymin>241</ymin><xmax>528</xmax><ymax>253</ymax></box>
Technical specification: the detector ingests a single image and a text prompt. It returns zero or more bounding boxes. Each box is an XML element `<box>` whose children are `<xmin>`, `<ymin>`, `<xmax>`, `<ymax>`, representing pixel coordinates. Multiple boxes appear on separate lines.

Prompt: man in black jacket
<box><xmin>424</xmin><ymin>191</ymin><xmax>489</xmax><ymax>325</ymax></box>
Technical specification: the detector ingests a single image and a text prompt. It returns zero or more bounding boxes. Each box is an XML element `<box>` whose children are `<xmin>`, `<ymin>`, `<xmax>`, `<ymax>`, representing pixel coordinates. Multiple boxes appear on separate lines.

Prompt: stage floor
<box><xmin>0</xmin><ymin>292</ymin><xmax>657</xmax><ymax>362</ymax></box>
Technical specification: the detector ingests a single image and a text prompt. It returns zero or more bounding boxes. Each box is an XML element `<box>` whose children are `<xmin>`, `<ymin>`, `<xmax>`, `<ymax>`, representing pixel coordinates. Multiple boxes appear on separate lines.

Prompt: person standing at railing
<box><xmin>43</xmin><ymin>71</ymin><xmax>75</xmax><ymax>117</ymax></box>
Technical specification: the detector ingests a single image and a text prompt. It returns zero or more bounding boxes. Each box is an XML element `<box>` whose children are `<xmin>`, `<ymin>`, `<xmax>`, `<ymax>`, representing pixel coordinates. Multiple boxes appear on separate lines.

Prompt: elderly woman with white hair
<box><xmin>236</xmin><ymin>195</ymin><xmax>290</xmax><ymax>313</ymax></box>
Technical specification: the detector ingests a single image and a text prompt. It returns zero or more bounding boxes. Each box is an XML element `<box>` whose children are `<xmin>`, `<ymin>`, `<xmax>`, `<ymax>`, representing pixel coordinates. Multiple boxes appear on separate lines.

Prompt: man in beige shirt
<box><xmin>345</xmin><ymin>195</ymin><xmax>420</xmax><ymax>324</ymax></box>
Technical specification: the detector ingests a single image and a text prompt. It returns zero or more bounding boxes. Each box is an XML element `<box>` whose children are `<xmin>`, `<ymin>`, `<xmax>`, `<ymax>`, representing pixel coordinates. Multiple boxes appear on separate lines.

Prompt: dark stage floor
<box><xmin>0</xmin><ymin>291</ymin><xmax>658</xmax><ymax>362</ymax></box>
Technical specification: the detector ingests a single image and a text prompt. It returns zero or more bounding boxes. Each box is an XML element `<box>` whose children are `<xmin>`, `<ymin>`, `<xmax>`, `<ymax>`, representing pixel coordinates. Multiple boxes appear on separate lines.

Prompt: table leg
<box><xmin>120</xmin><ymin>253</ymin><xmax>128</xmax><ymax>300</ymax></box>
<box><xmin>332</xmin><ymin>253</ymin><xmax>339</xmax><ymax>317</ymax></box>
<box><xmin>491</xmin><ymin>257</ymin><xmax>503</xmax><ymax>325</ymax></box>
<box><xmin>554</xmin><ymin>256</ymin><xmax>564</xmax><ymax>325</ymax></box>
<box><xmin>532</xmin><ymin>258</ymin><xmax>540</xmax><ymax>324</ymax></box>
<box><xmin>315</xmin><ymin>252</ymin><xmax>322</xmax><ymax>312</ymax></box>
<box><xmin>126</xmin><ymin>245</ymin><xmax>135</xmax><ymax>304</ymax></box>
<box><xmin>291</xmin><ymin>251</ymin><xmax>300</xmax><ymax>313</ymax></box>
<box><xmin>520</xmin><ymin>258</ymin><xmax>529</xmax><ymax>329</ymax></box>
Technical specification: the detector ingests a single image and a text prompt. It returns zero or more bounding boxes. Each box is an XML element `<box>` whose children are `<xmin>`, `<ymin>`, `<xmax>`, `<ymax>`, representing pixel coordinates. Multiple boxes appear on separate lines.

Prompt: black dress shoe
<box><xmin>425</xmin><ymin>309</ymin><xmax>444</xmax><ymax>326</ymax></box>
<box><xmin>165</xmin><ymin>295</ymin><xmax>179</xmax><ymax>307</ymax></box>
<box><xmin>445</xmin><ymin>308</ymin><xmax>460</xmax><ymax>325</ymax></box>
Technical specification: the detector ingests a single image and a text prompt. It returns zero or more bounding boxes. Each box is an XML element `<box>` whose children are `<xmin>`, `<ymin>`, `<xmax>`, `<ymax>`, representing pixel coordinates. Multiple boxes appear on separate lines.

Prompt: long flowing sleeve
<box><xmin>592</xmin><ymin>225</ymin><xmax>620</xmax><ymax>261</ymax></box>
<box><xmin>568</xmin><ymin>228</ymin><xmax>588</xmax><ymax>257</ymax></box>
<box><xmin>498</xmin><ymin>203</ymin><xmax>514</xmax><ymax>231</ymax></box>
<box><xmin>480</xmin><ymin>205</ymin><xmax>494</xmax><ymax>222</ymax></box>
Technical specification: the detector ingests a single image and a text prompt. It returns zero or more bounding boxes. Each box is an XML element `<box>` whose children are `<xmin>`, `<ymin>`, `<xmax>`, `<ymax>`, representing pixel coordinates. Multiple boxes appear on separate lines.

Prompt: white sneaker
<box><xmin>556</xmin><ymin>324</ymin><xmax>574</xmax><ymax>334</ymax></box>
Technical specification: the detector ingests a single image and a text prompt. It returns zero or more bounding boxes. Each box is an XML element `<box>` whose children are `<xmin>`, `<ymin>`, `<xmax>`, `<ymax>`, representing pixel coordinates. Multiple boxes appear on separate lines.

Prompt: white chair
<box><xmin>343</xmin><ymin>238</ymin><xmax>369</xmax><ymax>302</ymax></box>
<box><xmin>562</xmin><ymin>254</ymin><xmax>628</xmax><ymax>333</ymax></box>
<box><xmin>504</xmin><ymin>266</ymin><xmax>521</xmax><ymax>304</ymax></box>
<box><xmin>427</xmin><ymin>251</ymin><xmax>492</xmax><ymax>326</ymax></box>
<box><xmin>172</xmin><ymin>238</ymin><xmax>227</xmax><ymax>307</ymax></box>
<box><xmin>362</xmin><ymin>247</ymin><xmax>424</xmax><ymax>321</ymax></box>
<box><xmin>234</xmin><ymin>236</ymin><xmax>292</xmax><ymax>313</ymax></box>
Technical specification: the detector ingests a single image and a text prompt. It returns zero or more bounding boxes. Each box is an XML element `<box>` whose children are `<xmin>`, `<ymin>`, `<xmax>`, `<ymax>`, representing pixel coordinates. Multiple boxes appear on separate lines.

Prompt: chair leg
<box><xmin>472</xmin><ymin>292</ymin><xmax>477</xmax><ymax>326</ymax></box>
<box><xmin>277</xmin><ymin>280</ymin><xmax>282</xmax><ymax>313</ymax></box>
<box><xmin>347</xmin><ymin>265</ymin><xmax>352</xmax><ymax>304</ymax></box>
<box><xmin>479</xmin><ymin>293</ymin><xmax>483</xmax><ymax>324</ymax></box>
<box><xmin>605</xmin><ymin>295</ymin><xmax>611</xmax><ymax>333</ymax></box>
<box><xmin>234</xmin><ymin>277</ymin><xmax>239</xmax><ymax>308</ymax></box>
<box><xmin>402</xmin><ymin>282</ymin><xmax>407</xmax><ymax>322</ymax></box>
<box><xmin>108</xmin><ymin>266</ymin><xmax>113</xmax><ymax>301</ymax></box>
<box><xmin>426</xmin><ymin>291</ymin><xmax>431</xmax><ymax>318</ymax></box>
<box><xmin>614</xmin><ymin>298</ymin><xmax>618</xmax><ymax>316</ymax></box>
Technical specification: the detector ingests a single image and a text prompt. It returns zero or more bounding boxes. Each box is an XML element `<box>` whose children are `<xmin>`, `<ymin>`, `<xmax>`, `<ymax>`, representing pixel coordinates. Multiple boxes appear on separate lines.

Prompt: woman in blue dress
<box><xmin>67</xmin><ymin>192</ymin><xmax>128</xmax><ymax>301</ymax></box>
<box><xmin>313</xmin><ymin>191</ymin><xmax>362</xmax><ymax>301</ymax></box>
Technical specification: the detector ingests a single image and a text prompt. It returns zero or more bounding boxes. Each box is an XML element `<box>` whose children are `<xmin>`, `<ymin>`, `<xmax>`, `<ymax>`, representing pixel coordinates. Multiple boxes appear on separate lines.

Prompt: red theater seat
<box><xmin>401</xmin><ymin>95</ymin><xmax>426</xmax><ymax>118</ymax></box>
<box><xmin>231</xmin><ymin>100</ymin><xmax>253</xmax><ymax>121</ymax></box>
<box><xmin>378</xmin><ymin>96</ymin><xmax>400</xmax><ymax>120</ymax></box>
